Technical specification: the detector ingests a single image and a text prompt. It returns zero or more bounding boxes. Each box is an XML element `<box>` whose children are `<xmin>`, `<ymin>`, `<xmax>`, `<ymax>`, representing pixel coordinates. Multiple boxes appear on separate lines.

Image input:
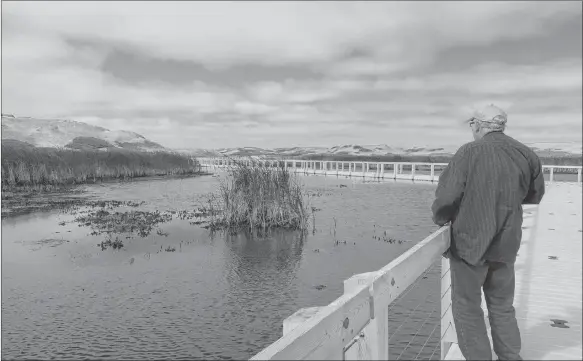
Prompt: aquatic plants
<box><xmin>205</xmin><ymin>158</ymin><xmax>310</xmax><ymax>231</ymax></box>
<box><xmin>98</xmin><ymin>236</ymin><xmax>124</xmax><ymax>250</ymax></box>
<box><xmin>1</xmin><ymin>142</ymin><xmax>202</xmax><ymax>192</ymax></box>
<box><xmin>75</xmin><ymin>208</ymin><xmax>173</xmax><ymax>239</ymax></box>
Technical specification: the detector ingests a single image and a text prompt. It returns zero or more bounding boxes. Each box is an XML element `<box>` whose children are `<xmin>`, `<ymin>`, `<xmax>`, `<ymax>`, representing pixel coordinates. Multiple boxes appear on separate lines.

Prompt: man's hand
<box><xmin>432</xmin><ymin>214</ymin><xmax>449</xmax><ymax>227</ymax></box>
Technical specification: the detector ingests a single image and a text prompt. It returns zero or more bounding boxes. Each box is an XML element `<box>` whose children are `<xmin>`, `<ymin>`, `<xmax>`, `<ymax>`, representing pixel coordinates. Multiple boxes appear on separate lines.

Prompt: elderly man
<box><xmin>431</xmin><ymin>104</ymin><xmax>545</xmax><ymax>360</ymax></box>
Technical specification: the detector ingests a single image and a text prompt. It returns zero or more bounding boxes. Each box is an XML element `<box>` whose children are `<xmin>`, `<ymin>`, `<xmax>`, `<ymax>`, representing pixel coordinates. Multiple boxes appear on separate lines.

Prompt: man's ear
<box><xmin>473</xmin><ymin>122</ymin><xmax>481</xmax><ymax>134</ymax></box>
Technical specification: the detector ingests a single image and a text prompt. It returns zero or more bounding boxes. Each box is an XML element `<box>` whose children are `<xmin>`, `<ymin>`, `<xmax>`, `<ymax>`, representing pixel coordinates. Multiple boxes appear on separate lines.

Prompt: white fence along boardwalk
<box><xmin>197</xmin><ymin>157</ymin><xmax>582</xmax><ymax>360</ymax></box>
<box><xmin>197</xmin><ymin>158</ymin><xmax>583</xmax><ymax>183</ymax></box>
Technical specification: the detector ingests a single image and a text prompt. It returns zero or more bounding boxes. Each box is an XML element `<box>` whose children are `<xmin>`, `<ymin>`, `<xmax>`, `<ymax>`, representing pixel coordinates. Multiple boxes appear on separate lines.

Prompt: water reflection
<box><xmin>219</xmin><ymin>229</ymin><xmax>307</xmax><ymax>353</ymax></box>
<box><xmin>223</xmin><ymin>228</ymin><xmax>305</xmax><ymax>277</ymax></box>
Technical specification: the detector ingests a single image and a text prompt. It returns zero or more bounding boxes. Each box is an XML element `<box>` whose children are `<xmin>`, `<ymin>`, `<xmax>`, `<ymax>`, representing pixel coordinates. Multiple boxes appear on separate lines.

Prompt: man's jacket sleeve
<box><xmin>431</xmin><ymin>145</ymin><xmax>470</xmax><ymax>226</ymax></box>
<box><xmin>523</xmin><ymin>155</ymin><xmax>545</xmax><ymax>205</ymax></box>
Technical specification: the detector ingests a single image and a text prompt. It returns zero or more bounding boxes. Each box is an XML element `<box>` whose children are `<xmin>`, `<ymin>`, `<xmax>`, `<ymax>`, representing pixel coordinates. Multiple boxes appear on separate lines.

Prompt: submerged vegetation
<box><xmin>205</xmin><ymin>159</ymin><xmax>310</xmax><ymax>231</ymax></box>
<box><xmin>77</xmin><ymin>209</ymin><xmax>174</xmax><ymax>238</ymax></box>
<box><xmin>1</xmin><ymin>142</ymin><xmax>202</xmax><ymax>193</ymax></box>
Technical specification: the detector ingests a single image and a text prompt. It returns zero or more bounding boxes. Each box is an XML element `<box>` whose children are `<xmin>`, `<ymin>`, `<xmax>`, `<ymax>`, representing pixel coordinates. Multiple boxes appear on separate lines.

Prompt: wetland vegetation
<box><xmin>1</xmin><ymin>141</ymin><xmax>203</xmax><ymax>193</ymax></box>
<box><xmin>204</xmin><ymin>159</ymin><xmax>310</xmax><ymax>232</ymax></box>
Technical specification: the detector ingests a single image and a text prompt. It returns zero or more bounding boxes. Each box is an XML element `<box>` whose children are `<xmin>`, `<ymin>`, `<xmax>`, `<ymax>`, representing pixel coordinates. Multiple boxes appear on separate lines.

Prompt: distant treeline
<box><xmin>1</xmin><ymin>141</ymin><xmax>201</xmax><ymax>192</ymax></box>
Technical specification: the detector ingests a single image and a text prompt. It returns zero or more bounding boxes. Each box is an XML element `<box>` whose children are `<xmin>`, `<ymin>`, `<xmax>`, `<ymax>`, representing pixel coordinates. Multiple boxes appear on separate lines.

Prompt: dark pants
<box><xmin>450</xmin><ymin>256</ymin><xmax>522</xmax><ymax>360</ymax></box>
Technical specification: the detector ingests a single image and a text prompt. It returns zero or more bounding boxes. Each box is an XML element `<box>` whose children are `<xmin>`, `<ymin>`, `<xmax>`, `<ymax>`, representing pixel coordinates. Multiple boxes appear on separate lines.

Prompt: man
<box><xmin>431</xmin><ymin>104</ymin><xmax>545</xmax><ymax>360</ymax></box>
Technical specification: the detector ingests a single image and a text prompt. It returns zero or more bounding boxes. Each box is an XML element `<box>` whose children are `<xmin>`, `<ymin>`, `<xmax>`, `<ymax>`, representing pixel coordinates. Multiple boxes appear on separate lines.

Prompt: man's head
<box><xmin>465</xmin><ymin>104</ymin><xmax>508</xmax><ymax>140</ymax></box>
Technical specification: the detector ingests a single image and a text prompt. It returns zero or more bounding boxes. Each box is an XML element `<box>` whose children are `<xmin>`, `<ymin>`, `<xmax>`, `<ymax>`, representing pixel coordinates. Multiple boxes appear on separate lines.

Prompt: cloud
<box><xmin>4</xmin><ymin>2</ymin><xmax>580</xmax><ymax>67</ymax></box>
<box><xmin>233</xmin><ymin>101</ymin><xmax>279</xmax><ymax>115</ymax></box>
<box><xmin>374</xmin><ymin>60</ymin><xmax>582</xmax><ymax>95</ymax></box>
<box><xmin>2</xmin><ymin>2</ymin><xmax>581</xmax><ymax>149</ymax></box>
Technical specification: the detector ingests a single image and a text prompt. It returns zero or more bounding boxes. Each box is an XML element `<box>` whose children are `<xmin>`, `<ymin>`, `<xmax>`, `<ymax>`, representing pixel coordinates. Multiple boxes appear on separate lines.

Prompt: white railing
<box><xmin>249</xmin><ymin>226</ymin><xmax>453</xmax><ymax>360</ymax></box>
<box><xmin>197</xmin><ymin>157</ymin><xmax>583</xmax><ymax>183</ymax></box>
<box><xmin>541</xmin><ymin>165</ymin><xmax>583</xmax><ymax>183</ymax></box>
<box><xmin>197</xmin><ymin>157</ymin><xmax>449</xmax><ymax>182</ymax></box>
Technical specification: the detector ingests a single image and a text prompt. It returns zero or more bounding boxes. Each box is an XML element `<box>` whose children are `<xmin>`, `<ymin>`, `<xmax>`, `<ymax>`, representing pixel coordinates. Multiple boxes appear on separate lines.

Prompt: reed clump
<box><xmin>206</xmin><ymin>159</ymin><xmax>310</xmax><ymax>231</ymax></box>
<box><xmin>1</xmin><ymin>143</ymin><xmax>202</xmax><ymax>192</ymax></box>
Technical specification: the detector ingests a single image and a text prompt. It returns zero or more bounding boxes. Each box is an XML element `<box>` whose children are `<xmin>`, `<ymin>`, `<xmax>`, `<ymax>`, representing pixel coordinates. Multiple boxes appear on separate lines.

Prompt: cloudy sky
<box><xmin>2</xmin><ymin>1</ymin><xmax>582</xmax><ymax>150</ymax></box>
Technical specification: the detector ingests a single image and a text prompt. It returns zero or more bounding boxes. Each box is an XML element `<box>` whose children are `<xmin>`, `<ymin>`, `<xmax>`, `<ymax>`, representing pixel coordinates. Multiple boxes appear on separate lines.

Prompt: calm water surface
<box><xmin>2</xmin><ymin>174</ymin><xmax>441</xmax><ymax>360</ymax></box>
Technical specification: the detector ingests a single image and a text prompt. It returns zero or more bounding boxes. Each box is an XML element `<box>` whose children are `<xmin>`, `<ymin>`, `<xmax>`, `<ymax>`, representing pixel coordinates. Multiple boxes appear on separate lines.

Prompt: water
<box><xmin>2</xmin><ymin>174</ymin><xmax>442</xmax><ymax>360</ymax></box>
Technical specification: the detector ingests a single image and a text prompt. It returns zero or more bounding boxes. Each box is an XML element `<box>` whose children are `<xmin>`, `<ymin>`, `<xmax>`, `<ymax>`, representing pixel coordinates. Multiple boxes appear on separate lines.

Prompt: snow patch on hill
<box><xmin>177</xmin><ymin>141</ymin><xmax>582</xmax><ymax>159</ymax></box>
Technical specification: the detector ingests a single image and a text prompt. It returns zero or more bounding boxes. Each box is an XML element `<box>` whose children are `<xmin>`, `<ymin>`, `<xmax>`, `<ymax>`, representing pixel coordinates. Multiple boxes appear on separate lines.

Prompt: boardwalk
<box><xmin>445</xmin><ymin>182</ymin><xmax>583</xmax><ymax>360</ymax></box>
<box><xmin>197</xmin><ymin>158</ymin><xmax>582</xmax><ymax>360</ymax></box>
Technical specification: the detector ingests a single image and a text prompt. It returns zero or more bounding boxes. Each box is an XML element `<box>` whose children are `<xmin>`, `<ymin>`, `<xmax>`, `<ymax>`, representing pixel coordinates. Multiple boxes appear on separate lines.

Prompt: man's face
<box><xmin>468</xmin><ymin>119</ymin><xmax>480</xmax><ymax>140</ymax></box>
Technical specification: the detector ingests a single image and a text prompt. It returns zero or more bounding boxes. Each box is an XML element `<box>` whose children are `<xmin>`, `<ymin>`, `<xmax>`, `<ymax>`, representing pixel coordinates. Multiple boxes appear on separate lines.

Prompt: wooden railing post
<box><xmin>362</xmin><ymin>162</ymin><xmax>366</xmax><ymax>178</ymax></box>
<box><xmin>411</xmin><ymin>164</ymin><xmax>416</xmax><ymax>180</ymax></box>
<box><xmin>431</xmin><ymin>164</ymin><xmax>435</xmax><ymax>182</ymax></box>
<box><xmin>251</xmin><ymin>226</ymin><xmax>452</xmax><ymax>360</ymax></box>
<box><xmin>393</xmin><ymin>164</ymin><xmax>397</xmax><ymax>179</ymax></box>
<box><xmin>578</xmin><ymin>168</ymin><xmax>582</xmax><ymax>183</ymax></box>
<box><xmin>549</xmin><ymin>167</ymin><xmax>554</xmax><ymax>182</ymax></box>
<box><xmin>440</xmin><ymin>227</ymin><xmax>457</xmax><ymax>359</ymax></box>
<box><xmin>441</xmin><ymin>255</ymin><xmax>457</xmax><ymax>359</ymax></box>
<box><xmin>344</xmin><ymin>272</ymin><xmax>388</xmax><ymax>360</ymax></box>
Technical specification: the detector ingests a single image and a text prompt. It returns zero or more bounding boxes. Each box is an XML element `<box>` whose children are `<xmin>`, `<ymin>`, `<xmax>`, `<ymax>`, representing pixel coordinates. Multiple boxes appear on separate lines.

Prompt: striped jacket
<box><xmin>431</xmin><ymin>132</ymin><xmax>545</xmax><ymax>265</ymax></box>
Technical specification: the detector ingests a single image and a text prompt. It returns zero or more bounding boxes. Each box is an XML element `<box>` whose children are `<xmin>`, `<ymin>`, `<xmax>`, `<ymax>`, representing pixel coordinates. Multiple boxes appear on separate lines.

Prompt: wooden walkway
<box><xmin>445</xmin><ymin>182</ymin><xmax>582</xmax><ymax>360</ymax></box>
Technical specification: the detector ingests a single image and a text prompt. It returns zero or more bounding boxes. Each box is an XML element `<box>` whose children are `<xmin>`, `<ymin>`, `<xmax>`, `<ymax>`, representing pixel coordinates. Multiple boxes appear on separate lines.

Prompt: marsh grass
<box><xmin>1</xmin><ymin>143</ymin><xmax>202</xmax><ymax>192</ymax></box>
<box><xmin>205</xmin><ymin>158</ymin><xmax>310</xmax><ymax>231</ymax></box>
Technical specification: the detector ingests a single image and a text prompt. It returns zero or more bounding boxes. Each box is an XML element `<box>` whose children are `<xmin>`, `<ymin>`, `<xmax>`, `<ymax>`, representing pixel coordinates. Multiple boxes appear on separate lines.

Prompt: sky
<box><xmin>2</xmin><ymin>1</ymin><xmax>582</xmax><ymax>150</ymax></box>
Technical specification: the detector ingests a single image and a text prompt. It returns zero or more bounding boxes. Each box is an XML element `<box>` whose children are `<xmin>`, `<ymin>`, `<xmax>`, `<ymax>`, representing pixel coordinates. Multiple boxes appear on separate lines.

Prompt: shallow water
<box><xmin>2</xmin><ymin>174</ymin><xmax>441</xmax><ymax>360</ymax></box>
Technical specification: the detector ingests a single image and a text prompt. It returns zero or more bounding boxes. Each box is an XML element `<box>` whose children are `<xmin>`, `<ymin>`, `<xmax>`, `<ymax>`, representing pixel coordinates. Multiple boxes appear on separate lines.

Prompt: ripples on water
<box><xmin>2</xmin><ymin>174</ymin><xmax>441</xmax><ymax>360</ymax></box>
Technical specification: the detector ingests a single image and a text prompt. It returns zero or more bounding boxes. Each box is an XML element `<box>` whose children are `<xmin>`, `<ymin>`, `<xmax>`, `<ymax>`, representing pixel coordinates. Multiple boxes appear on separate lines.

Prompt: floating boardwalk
<box><xmin>198</xmin><ymin>157</ymin><xmax>582</xmax><ymax>360</ymax></box>
<box><xmin>198</xmin><ymin>157</ymin><xmax>583</xmax><ymax>183</ymax></box>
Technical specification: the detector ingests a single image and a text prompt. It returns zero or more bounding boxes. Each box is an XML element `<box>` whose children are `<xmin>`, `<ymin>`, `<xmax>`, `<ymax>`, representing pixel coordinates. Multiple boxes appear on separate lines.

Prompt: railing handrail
<box><xmin>197</xmin><ymin>157</ymin><xmax>582</xmax><ymax>169</ymax></box>
<box><xmin>250</xmin><ymin>226</ymin><xmax>451</xmax><ymax>360</ymax></box>
<box><xmin>541</xmin><ymin>165</ymin><xmax>583</xmax><ymax>169</ymax></box>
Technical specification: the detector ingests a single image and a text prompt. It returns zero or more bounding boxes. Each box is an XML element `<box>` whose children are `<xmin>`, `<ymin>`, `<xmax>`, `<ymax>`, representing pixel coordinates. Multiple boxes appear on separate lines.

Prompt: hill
<box><xmin>176</xmin><ymin>142</ymin><xmax>581</xmax><ymax>165</ymax></box>
<box><xmin>1</xmin><ymin>115</ymin><xmax>166</xmax><ymax>152</ymax></box>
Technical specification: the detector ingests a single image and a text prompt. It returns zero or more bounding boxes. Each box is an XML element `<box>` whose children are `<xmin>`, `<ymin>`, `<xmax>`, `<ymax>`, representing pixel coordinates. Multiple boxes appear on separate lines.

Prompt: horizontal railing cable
<box><xmin>387</xmin><ymin>260</ymin><xmax>442</xmax><ymax>360</ymax></box>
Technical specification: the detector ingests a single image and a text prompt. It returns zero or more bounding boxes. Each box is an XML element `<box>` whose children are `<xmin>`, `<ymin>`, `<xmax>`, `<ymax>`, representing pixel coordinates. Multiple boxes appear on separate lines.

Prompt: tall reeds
<box><xmin>206</xmin><ymin>159</ymin><xmax>310</xmax><ymax>231</ymax></box>
<box><xmin>1</xmin><ymin>143</ymin><xmax>201</xmax><ymax>192</ymax></box>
